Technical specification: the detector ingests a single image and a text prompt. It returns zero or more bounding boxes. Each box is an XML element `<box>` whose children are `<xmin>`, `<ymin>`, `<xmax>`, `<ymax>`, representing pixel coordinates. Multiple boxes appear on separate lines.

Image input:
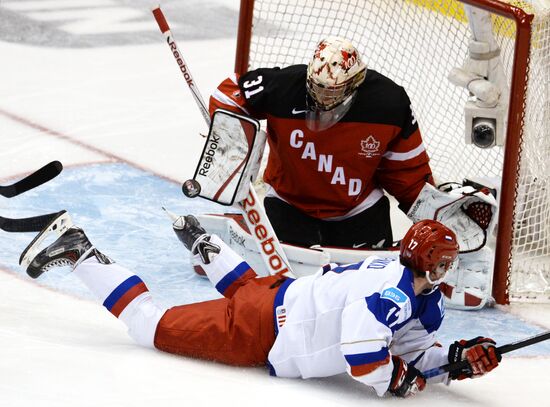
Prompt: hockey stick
<box><xmin>423</xmin><ymin>330</ymin><xmax>550</xmax><ymax>379</ymax></box>
<box><xmin>0</xmin><ymin>211</ymin><xmax>65</xmax><ymax>233</ymax></box>
<box><xmin>151</xmin><ymin>5</ymin><xmax>295</xmax><ymax>278</ymax></box>
<box><xmin>0</xmin><ymin>161</ymin><xmax>63</xmax><ymax>198</ymax></box>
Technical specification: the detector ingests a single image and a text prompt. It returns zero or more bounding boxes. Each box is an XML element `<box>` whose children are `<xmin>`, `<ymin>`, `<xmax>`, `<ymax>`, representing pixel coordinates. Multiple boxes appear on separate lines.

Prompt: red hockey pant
<box><xmin>153</xmin><ymin>273</ymin><xmax>283</xmax><ymax>366</ymax></box>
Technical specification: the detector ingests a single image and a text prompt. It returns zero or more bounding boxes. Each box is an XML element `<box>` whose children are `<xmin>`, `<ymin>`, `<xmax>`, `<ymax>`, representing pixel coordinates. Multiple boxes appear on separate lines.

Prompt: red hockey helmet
<box><xmin>400</xmin><ymin>220</ymin><xmax>459</xmax><ymax>285</ymax></box>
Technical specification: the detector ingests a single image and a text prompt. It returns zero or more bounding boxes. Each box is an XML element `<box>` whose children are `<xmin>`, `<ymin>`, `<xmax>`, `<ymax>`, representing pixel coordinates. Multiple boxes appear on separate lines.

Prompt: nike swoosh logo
<box><xmin>292</xmin><ymin>108</ymin><xmax>307</xmax><ymax>114</ymax></box>
<box><xmin>352</xmin><ymin>243</ymin><xmax>367</xmax><ymax>249</ymax></box>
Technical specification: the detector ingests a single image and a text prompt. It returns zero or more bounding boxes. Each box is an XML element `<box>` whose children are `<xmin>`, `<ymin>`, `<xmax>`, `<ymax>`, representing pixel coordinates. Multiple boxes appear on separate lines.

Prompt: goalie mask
<box><xmin>305</xmin><ymin>37</ymin><xmax>367</xmax><ymax>131</ymax></box>
<box><xmin>400</xmin><ymin>220</ymin><xmax>459</xmax><ymax>286</ymax></box>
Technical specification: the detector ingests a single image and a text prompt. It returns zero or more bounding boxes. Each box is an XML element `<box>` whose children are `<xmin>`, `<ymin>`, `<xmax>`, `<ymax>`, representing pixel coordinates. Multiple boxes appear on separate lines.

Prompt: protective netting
<box><xmin>509</xmin><ymin>2</ymin><xmax>550</xmax><ymax>301</ymax></box>
<box><xmin>243</xmin><ymin>0</ymin><xmax>550</xmax><ymax>301</ymax></box>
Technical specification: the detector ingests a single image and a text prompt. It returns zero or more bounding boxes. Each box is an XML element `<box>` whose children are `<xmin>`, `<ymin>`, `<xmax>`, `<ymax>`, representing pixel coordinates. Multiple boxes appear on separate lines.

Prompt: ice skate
<box><xmin>19</xmin><ymin>210</ymin><xmax>112</xmax><ymax>279</ymax></box>
<box><xmin>163</xmin><ymin>208</ymin><xmax>220</xmax><ymax>264</ymax></box>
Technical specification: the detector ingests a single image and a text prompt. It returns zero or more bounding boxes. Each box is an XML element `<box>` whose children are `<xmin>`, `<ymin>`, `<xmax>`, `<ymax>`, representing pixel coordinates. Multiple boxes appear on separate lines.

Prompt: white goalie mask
<box><xmin>306</xmin><ymin>37</ymin><xmax>367</xmax><ymax>131</ymax></box>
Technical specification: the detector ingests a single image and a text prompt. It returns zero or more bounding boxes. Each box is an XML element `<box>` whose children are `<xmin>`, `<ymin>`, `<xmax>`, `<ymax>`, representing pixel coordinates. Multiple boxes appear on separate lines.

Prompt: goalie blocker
<box><xmin>190</xmin><ymin>109</ymin><xmax>266</xmax><ymax>205</ymax></box>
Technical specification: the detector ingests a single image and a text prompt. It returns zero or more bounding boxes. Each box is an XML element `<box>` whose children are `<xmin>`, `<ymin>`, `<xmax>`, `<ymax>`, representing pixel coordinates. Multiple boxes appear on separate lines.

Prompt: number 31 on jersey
<box><xmin>242</xmin><ymin>75</ymin><xmax>264</xmax><ymax>99</ymax></box>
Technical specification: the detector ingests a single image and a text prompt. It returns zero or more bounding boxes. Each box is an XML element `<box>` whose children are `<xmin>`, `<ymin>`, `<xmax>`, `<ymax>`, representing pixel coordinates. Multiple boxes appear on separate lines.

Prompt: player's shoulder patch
<box><xmin>365</xmin><ymin>283</ymin><xmax>413</xmax><ymax>331</ymax></box>
<box><xmin>380</xmin><ymin>286</ymin><xmax>409</xmax><ymax>306</ymax></box>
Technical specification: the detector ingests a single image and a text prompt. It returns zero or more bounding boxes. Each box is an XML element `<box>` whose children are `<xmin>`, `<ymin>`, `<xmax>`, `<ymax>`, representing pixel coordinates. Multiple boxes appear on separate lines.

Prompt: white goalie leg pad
<box><xmin>440</xmin><ymin>247</ymin><xmax>494</xmax><ymax>310</ymax></box>
<box><xmin>408</xmin><ymin>183</ymin><xmax>498</xmax><ymax>253</ymax></box>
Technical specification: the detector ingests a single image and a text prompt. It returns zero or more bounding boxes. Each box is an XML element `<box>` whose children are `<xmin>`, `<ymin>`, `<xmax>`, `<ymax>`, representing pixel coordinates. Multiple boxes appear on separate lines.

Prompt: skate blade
<box><xmin>19</xmin><ymin>210</ymin><xmax>74</xmax><ymax>268</ymax></box>
<box><xmin>161</xmin><ymin>207</ymin><xmax>186</xmax><ymax>229</ymax></box>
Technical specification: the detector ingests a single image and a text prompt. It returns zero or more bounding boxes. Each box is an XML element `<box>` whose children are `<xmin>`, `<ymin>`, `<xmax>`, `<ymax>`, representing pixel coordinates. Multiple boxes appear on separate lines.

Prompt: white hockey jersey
<box><xmin>268</xmin><ymin>256</ymin><xmax>450</xmax><ymax>396</ymax></box>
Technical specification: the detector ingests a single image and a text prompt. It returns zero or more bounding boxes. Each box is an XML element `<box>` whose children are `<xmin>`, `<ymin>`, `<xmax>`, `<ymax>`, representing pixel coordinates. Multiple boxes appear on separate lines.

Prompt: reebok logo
<box><xmin>198</xmin><ymin>134</ymin><xmax>221</xmax><ymax>176</ymax></box>
<box><xmin>229</xmin><ymin>226</ymin><xmax>246</xmax><ymax>247</ymax></box>
<box><xmin>168</xmin><ymin>37</ymin><xmax>193</xmax><ymax>86</ymax></box>
<box><xmin>240</xmin><ymin>191</ymin><xmax>290</xmax><ymax>276</ymax></box>
<box><xmin>292</xmin><ymin>108</ymin><xmax>307</xmax><ymax>115</ymax></box>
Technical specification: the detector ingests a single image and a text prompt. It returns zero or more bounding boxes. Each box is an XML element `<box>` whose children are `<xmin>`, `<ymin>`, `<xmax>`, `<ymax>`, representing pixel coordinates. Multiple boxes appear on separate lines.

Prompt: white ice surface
<box><xmin>1</xmin><ymin>268</ymin><xmax>550</xmax><ymax>407</ymax></box>
<box><xmin>1</xmin><ymin>2</ymin><xmax>549</xmax><ymax>406</ymax></box>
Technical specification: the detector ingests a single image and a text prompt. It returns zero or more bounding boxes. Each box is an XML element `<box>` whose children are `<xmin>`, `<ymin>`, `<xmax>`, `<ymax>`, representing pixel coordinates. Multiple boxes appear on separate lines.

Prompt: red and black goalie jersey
<box><xmin>209</xmin><ymin>65</ymin><xmax>434</xmax><ymax>219</ymax></box>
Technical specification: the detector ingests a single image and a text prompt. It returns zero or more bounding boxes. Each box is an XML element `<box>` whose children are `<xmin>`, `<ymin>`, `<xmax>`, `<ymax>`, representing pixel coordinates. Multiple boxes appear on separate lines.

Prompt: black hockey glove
<box><xmin>448</xmin><ymin>336</ymin><xmax>502</xmax><ymax>380</ymax></box>
<box><xmin>388</xmin><ymin>356</ymin><xmax>426</xmax><ymax>398</ymax></box>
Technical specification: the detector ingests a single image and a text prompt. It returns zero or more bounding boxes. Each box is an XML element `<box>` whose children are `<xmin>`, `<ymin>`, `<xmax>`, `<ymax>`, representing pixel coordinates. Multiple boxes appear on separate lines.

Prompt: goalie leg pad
<box><xmin>440</xmin><ymin>247</ymin><xmax>495</xmax><ymax>310</ymax></box>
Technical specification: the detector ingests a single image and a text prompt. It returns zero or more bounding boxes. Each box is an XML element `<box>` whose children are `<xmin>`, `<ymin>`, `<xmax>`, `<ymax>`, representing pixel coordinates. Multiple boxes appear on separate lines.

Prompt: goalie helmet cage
<box><xmin>234</xmin><ymin>0</ymin><xmax>550</xmax><ymax>304</ymax></box>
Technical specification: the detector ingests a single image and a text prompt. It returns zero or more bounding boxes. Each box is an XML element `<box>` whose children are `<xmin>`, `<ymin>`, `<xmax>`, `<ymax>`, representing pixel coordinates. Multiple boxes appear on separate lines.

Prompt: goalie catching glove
<box><xmin>407</xmin><ymin>182</ymin><xmax>497</xmax><ymax>253</ymax></box>
<box><xmin>448</xmin><ymin>337</ymin><xmax>501</xmax><ymax>380</ymax></box>
<box><xmin>388</xmin><ymin>356</ymin><xmax>426</xmax><ymax>398</ymax></box>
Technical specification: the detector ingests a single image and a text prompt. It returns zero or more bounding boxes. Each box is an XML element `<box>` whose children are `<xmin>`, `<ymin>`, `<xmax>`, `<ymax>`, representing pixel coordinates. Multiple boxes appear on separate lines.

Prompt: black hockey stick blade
<box><xmin>0</xmin><ymin>211</ymin><xmax>64</xmax><ymax>233</ymax></box>
<box><xmin>0</xmin><ymin>161</ymin><xmax>63</xmax><ymax>198</ymax></box>
<box><xmin>423</xmin><ymin>330</ymin><xmax>550</xmax><ymax>379</ymax></box>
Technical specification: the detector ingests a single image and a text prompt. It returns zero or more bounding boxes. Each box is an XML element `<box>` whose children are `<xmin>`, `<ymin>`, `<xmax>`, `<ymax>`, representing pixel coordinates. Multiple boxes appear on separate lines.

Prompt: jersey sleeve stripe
<box><xmin>382</xmin><ymin>142</ymin><xmax>426</xmax><ymax>161</ymax></box>
<box><xmin>349</xmin><ymin>355</ymin><xmax>391</xmax><ymax>377</ymax></box>
<box><xmin>326</xmin><ymin>261</ymin><xmax>364</xmax><ymax>274</ymax></box>
<box><xmin>344</xmin><ymin>346</ymin><xmax>389</xmax><ymax>365</ymax></box>
<box><xmin>211</xmin><ymin>89</ymin><xmax>249</xmax><ymax>114</ymax></box>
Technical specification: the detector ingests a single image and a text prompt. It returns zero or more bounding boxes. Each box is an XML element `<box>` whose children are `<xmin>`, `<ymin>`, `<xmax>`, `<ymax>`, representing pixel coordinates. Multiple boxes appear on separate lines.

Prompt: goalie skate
<box><xmin>19</xmin><ymin>211</ymin><xmax>111</xmax><ymax>279</ymax></box>
<box><xmin>163</xmin><ymin>208</ymin><xmax>220</xmax><ymax>265</ymax></box>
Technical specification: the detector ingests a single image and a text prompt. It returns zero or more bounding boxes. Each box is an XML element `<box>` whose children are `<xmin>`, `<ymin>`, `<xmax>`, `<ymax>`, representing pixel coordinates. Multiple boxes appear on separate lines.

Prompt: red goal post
<box><xmin>234</xmin><ymin>0</ymin><xmax>550</xmax><ymax>304</ymax></box>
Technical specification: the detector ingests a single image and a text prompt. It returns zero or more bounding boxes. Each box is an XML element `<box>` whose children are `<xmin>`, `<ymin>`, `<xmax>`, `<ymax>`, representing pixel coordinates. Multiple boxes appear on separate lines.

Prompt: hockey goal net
<box><xmin>234</xmin><ymin>0</ymin><xmax>550</xmax><ymax>304</ymax></box>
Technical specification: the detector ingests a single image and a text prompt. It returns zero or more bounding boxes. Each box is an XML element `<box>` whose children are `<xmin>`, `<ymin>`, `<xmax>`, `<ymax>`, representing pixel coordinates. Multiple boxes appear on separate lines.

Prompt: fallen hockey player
<box><xmin>20</xmin><ymin>212</ymin><xmax>500</xmax><ymax>398</ymax></box>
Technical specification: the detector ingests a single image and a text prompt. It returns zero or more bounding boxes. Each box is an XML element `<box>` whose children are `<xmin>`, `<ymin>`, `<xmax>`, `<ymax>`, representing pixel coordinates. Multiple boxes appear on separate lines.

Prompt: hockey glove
<box><xmin>388</xmin><ymin>356</ymin><xmax>426</xmax><ymax>398</ymax></box>
<box><xmin>448</xmin><ymin>337</ymin><xmax>502</xmax><ymax>380</ymax></box>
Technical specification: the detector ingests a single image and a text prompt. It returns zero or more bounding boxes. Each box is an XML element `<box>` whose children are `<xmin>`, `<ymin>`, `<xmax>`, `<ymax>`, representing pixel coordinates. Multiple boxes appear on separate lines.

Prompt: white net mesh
<box><xmin>243</xmin><ymin>0</ymin><xmax>550</xmax><ymax>302</ymax></box>
<box><xmin>508</xmin><ymin>3</ymin><xmax>550</xmax><ymax>301</ymax></box>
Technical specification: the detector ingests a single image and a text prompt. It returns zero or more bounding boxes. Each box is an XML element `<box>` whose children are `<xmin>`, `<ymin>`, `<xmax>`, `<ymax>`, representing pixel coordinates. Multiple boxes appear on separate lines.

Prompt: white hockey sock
<box><xmin>201</xmin><ymin>234</ymin><xmax>257</xmax><ymax>296</ymax></box>
<box><xmin>73</xmin><ymin>257</ymin><xmax>165</xmax><ymax>347</ymax></box>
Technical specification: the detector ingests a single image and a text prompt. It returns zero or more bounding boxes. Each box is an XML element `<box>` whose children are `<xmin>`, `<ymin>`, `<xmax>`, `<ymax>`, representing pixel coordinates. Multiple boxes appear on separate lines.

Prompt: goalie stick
<box><xmin>152</xmin><ymin>5</ymin><xmax>295</xmax><ymax>278</ymax></box>
<box><xmin>423</xmin><ymin>330</ymin><xmax>550</xmax><ymax>379</ymax></box>
<box><xmin>0</xmin><ymin>161</ymin><xmax>63</xmax><ymax>198</ymax></box>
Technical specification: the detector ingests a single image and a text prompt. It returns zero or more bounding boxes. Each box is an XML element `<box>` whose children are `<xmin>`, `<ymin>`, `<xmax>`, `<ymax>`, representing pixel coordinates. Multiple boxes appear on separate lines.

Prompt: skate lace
<box><xmin>191</xmin><ymin>234</ymin><xmax>210</xmax><ymax>255</ymax></box>
<box><xmin>42</xmin><ymin>258</ymin><xmax>74</xmax><ymax>272</ymax></box>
